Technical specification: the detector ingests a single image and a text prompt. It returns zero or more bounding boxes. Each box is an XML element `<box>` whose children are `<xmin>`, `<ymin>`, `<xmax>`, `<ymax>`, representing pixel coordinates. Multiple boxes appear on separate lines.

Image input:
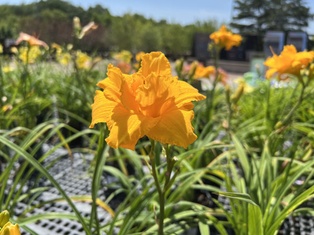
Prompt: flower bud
<box><xmin>0</xmin><ymin>211</ymin><xmax>10</xmax><ymax>227</ymax></box>
<box><xmin>275</xmin><ymin>121</ymin><xmax>283</xmax><ymax>129</ymax></box>
<box><xmin>231</xmin><ymin>83</ymin><xmax>244</xmax><ymax>104</ymax></box>
<box><xmin>0</xmin><ymin>222</ymin><xmax>20</xmax><ymax>235</ymax></box>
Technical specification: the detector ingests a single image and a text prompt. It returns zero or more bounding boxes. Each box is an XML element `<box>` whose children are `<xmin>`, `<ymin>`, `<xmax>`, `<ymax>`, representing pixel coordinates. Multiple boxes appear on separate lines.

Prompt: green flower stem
<box><xmin>149</xmin><ymin>140</ymin><xmax>165</xmax><ymax>235</ymax></box>
<box><xmin>22</xmin><ymin>45</ymin><xmax>31</xmax><ymax>99</ymax></box>
<box><xmin>149</xmin><ymin>142</ymin><xmax>177</xmax><ymax>235</ymax></box>
<box><xmin>225</xmin><ymin>86</ymin><xmax>233</xmax><ymax>134</ymax></box>
<box><xmin>207</xmin><ymin>46</ymin><xmax>221</xmax><ymax>121</ymax></box>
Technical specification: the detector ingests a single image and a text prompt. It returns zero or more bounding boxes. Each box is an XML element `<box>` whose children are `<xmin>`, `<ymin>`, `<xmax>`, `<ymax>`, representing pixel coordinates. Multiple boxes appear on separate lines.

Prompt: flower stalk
<box><xmin>149</xmin><ymin>140</ymin><xmax>165</xmax><ymax>235</ymax></box>
<box><xmin>149</xmin><ymin>141</ymin><xmax>177</xmax><ymax>235</ymax></box>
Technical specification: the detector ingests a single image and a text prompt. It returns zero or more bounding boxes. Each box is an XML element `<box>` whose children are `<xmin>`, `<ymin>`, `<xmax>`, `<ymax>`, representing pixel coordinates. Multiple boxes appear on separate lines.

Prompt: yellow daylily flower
<box><xmin>210</xmin><ymin>25</ymin><xmax>242</xmax><ymax>51</ymax></box>
<box><xmin>264</xmin><ymin>44</ymin><xmax>314</xmax><ymax>80</ymax></box>
<box><xmin>90</xmin><ymin>51</ymin><xmax>206</xmax><ymax>150</ymax></box>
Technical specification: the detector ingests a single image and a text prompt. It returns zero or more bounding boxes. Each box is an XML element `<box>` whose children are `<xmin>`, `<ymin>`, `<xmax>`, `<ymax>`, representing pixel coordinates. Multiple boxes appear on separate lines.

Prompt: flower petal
<box><xmin>146</xmin><ymin>109</ymin><xmax>197</xmax><ymax>148</ymax></box>
<box><xmin>97</xmin><ymin>64</ymin><xmax>122</xmax><ymax>101</ymax></box>
<box><xmin>106</xmin><ymin>106</ymin><xmax>145</xmax><ymax>150</ymax></box>
<box><xmin>90</xmin><ymin>90</ymin><xmax>115</xmax><ymax>128</ymax></box>
<box><xmin>139</xmin><ymin>51</ymin><xmax>172</xmax><ymax>78</ymax></box>
<box><xmin>173</xmin><ymin>80</ymin><xmax>206</xmax><ymax>109</ymax></box>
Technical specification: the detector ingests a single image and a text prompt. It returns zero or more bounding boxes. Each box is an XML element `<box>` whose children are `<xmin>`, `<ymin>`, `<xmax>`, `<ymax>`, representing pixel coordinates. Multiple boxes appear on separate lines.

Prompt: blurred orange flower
<box><xmin>210</xmin><ymin>25</ymin><xmax>242</xmax><ymax>51</ymax></box>
<box><xmin>193</xmin><ymin>63</ymin><xmax>215</xmax><ymax>79</ymax></box>
<box><xmin>15</xmin><ymin>32</ymin><xmax>48</xmax><ymax>49</ymax></box>
<box><xmin>90</xmin><ymin>51</ymin><xmax>205</xmax><ymax>149</ymax></box>
<box><xmin>116</xmin><ymin>61</ymin><xmax>132</xmax><ymax>74</ymax></box>
<box><xmin>264</xmin><ymin>45</ymin><xmax>314</xmax><ymax>80</ymax></box>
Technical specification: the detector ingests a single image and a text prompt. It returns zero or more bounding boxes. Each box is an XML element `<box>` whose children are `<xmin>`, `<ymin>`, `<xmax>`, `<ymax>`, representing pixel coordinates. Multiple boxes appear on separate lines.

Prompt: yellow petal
<box><xmin>146</xmin><ymin>109</ymin><xmax>197</xmax><ymax>148</ymax></box>
<box><xmin>90</xmin><ymin>90</ymin><xmax>115</xmax><ymax>128</ymax></box>
<box><xmin>173</xmin><ymin>80</ymin><xmax>206</xmax><ymax>109</ymax></box>
<box><xmin>139</xmin><ymin>51</ymin><xmax>172</xmax><ymax>78</ymax></box>
<box><xmin>97</xmin><ymin>64</ymin><xmax>122</xmax><ymax>100</ymax></box>
<box><xmin>105</xmin><ymin>107</ymin><xmax>145</xmax><ymax>150</ymax></box>
<box><xmin>136</xmin><ymin>73</ymin><xmax>172</xmax><ymax>109</ymax></box>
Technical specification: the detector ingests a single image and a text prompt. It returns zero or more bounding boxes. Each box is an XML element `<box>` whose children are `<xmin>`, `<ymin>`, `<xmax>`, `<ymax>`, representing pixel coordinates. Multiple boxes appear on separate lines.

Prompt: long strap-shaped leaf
<box><xmin>0</xmin><ymin>135</ymin><xmax>91</xmax><ymax>235</ymax></box>
<box><xmin>266</xmin><ymin>185</ymin><xmax>314</xmax><ymax>235</ymax></box>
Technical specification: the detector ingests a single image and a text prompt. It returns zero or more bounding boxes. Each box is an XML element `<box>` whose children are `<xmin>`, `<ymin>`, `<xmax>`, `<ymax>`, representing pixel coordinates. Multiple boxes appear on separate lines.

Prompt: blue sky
<box><xmin>2</xmin><ymin>0</ymin><xmax>314</xmax><ymax>34</ymax></box>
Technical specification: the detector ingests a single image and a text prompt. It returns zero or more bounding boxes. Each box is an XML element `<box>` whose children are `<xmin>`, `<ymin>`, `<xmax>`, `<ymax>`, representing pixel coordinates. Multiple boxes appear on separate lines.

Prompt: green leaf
<box><xmin>199</xmin><ymin>221</ymin><xmax>210</xmax><ymax>235</ymax></box>
<box><xmin>266</xmin><ymin>185</ymin><xmax>314</xmax><ymax>235</ymax></box>
<box><xmin>0</xmin><ymin>135</ymin><xmax>91</xmax><ymax>235</ymax></box>
<box><xmin>248</xmin><ymin>204</ymin><xmax>263</xmax><ymax>235</ymax></box>
<box><xmin>218</xmin><ymin>191</ymin><xmax>257</xmax><ymax>206</ymax></box>
<box><xmin>231</xmin><ymin>134</ymin><xmax>250</xmax><ymax>180</ymax></box>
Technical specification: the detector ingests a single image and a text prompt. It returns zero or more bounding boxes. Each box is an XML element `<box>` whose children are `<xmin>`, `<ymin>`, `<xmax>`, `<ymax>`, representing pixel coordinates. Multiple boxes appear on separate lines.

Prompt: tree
<box><xmin>231</xmin><ymin>0</ymin><xmax>313</xmax><ymax>35</ymax></box>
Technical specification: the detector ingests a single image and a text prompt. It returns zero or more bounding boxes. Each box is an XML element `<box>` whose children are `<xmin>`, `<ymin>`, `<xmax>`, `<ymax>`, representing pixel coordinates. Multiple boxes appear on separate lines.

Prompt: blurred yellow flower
<box><xmin>112</xmin><ymin>50</ymin><xmax>132</xmax><ymax>63</ymax></box>
<box><xmin>75</xmin><ymin>51</ymin><xmax>91</xmax><ymax>70</ymax></box>
<box><xmin>0</xmin><ymin>211</ymin><xmax>20</xmax><ymax>235</ymax></box>
<box><xmin>19</xmin><ymin>46</ymin><xmax>42</xmax><ymax>64</ymax></box>
<box><xmin>210</xmin><ymin>25</ymin><xmax>242</xmax><ymax>51</ymax></box>
<box><xmin>2</xmin><ymin>65</ymin><xmax>14</xmax><ymax>73</ymax></box>
<box><xmin>234</xmin><ymin>78</ymin><xmax>253</xmax><ymax>94</ymax></box>
<box><xmin>90</xmin><ymin>51</ymin><xmax>206</xmax><ymax>149</ymax></box>
<box><xmin>51</xmin><ymin>42</ymin><xmax>62</xmax><ymax>54</ymax></box>
<box><xmin>57</xmin><ymin>52</ymin><xmax>71</xmax><ymax>66</ymax></box>
<box><xmin>264</xmin><ymin>45</ymin><xmax>314</xmax><ymax>80</ymax></box>
<box><xmin>10</xmin><ymin>47</ymin><xmax>18</xmax><ymax>54</ymax></box>
<box><xmin>1</xmin><ymin>104</ymin><xmax>13</xmax><ymax>112</ymax></box>
<box><xmin>0</xmin><ymin>44</ymin><xmax>3</xmax><ymax>54</ymax></box>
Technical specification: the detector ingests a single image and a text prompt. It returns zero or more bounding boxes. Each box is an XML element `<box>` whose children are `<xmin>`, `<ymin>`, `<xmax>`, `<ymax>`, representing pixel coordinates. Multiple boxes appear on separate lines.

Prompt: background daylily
<box><xmin>18</xmin><ymin>46</ymin><xmax>42</xmax><ymax>64</ymax></box>
<box><xmin>15</xmin><ymin>32</ymin><xmax>48</xmax><ymax>49</ymax></box>
<box><xmin>209</xmin><ymin>25</ymin><xmax>242</xmax><ymax>51</ymax></box>
<box><xmin>264</xmin><ymin>44</ymin><xmax>314</xmax><ymax>80</ymax></box>
<box><xmin>73</xmin><ymin>16</ymin><xmax>98</xmax><ymax>40</ymax></box>
<box><xmin>193</xmin><ymin>62</ymin><xmax>216</xmax><ymax>79</ymax></box>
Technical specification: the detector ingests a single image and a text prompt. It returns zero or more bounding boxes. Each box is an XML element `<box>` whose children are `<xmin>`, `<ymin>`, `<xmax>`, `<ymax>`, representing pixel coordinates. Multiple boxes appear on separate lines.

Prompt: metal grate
<box><xmin>8</xmin><ymin>144</ymin><xmax>314</xmax><ymax>235</ymax></box>
<box><xmin>14</xmin><ymin>145</ymin><xmax>110</xmax><ymax>235</ymax></box>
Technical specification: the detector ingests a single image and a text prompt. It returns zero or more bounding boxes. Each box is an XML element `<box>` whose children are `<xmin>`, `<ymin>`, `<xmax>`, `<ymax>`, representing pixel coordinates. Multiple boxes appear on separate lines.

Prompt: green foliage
<box><xmin>231</xmin><ymin>0</ymin><xmax>312</xmax><ymax>36</ymax></box>
<box><xmin>0</xmin><ymin>0</ymin><xmax>218</xmax><ymax>56</ymax></box>
<box><xmin>1</xmin><ymin>22</ymin><xmax>314</xmax><ymax>234</ymax></box>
